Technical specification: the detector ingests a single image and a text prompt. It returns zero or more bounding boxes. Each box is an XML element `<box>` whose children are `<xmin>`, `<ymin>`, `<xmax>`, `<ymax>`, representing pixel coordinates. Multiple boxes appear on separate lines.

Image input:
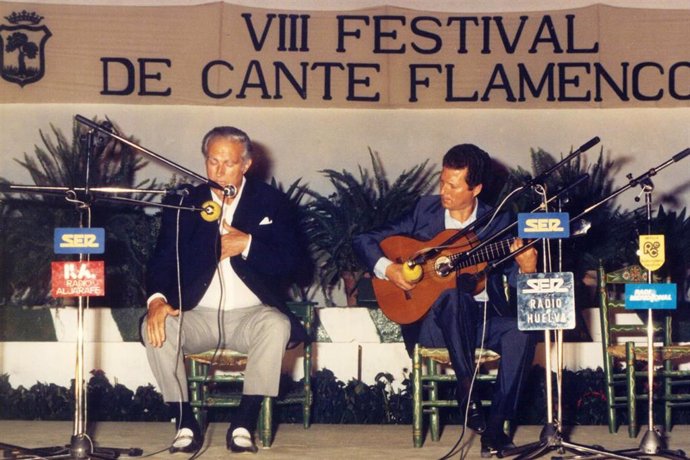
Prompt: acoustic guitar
<box><xmin>372</xmin><ymin>229</ymin><xmax>517</xmax><ymax>325</ymax></box>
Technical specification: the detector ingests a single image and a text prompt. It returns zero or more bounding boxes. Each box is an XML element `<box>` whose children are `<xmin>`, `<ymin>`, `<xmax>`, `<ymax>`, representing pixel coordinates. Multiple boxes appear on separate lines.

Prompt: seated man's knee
<box><xmin>258</xmin><ymin>308</ymin><xmax>291</xmax><ymax>341</ymax></box>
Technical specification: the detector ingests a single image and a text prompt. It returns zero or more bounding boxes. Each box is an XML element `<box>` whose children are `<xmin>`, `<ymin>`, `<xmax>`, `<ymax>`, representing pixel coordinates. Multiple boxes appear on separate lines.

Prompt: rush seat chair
<box><xmin>185</xmin><ymin>301</ymin><xmax>315</xmax><ymax>447</ymax></box>
<box><xmin>597</xmin><ymin>264</ymin><xmax>690</xmax><ymax>437</ymax></box>
<box><xmin>412</xmin><ymin>344</ymin><xmax>501</xmax><ymax>447</ymax></box>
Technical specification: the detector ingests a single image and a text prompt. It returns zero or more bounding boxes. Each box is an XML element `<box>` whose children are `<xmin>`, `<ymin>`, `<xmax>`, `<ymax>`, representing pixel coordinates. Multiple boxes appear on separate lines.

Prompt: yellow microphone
<box><xmin>201</xmin><ymin>200</ymin><xmax>221</xmax><ymax>222</ymax></box>
<box><xmin>402</xmin><ymin>260</ymin><xmax>423</xmax><ymax>283</ymax></box>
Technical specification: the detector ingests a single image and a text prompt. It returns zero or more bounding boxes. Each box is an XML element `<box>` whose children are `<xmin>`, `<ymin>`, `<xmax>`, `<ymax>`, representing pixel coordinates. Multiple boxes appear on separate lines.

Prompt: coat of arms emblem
<box><xmin>0</xmin><ymin>10</ymin><xmax>52</xmax><ymax>87</ymax></box>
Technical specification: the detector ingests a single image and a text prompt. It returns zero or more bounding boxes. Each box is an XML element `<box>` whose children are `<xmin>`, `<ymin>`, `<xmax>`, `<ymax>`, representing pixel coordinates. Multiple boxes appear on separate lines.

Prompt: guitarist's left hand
<box><xmin>512</xmin><ymin>238</ymin><xmax>537</xmax><ymax>274</ymax></box>
<box><xmin>385</xmin><ymin>263</ymin><xmax>418</xmax><ymax>291</ymax></box>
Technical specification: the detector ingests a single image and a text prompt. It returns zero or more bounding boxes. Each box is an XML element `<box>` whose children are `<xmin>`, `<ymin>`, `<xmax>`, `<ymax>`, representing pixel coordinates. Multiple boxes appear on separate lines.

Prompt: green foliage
<box><xmin>301</xmin><ymin>149</ymin><xmax>438</xmax><ymax>305</ymax></box>
<box><xmin>3</xmin><ymin>367</ymin><xmax>690</xmax><ymax>425</ymax></box>
<box><xmin>0</xmin><ymin>372</ymin><xmax>168</xmax><ymax>421</ymax></box>
<box><xmin>0</xmin><ymin>119</ymin><xmax>162</xmax><ymax>308</ymax></box>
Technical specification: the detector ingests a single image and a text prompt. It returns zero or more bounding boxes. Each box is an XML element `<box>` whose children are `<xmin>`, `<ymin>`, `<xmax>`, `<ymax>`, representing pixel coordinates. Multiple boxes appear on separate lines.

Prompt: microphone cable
<box><xmin>437</xmin><ymin>297</ymin><xmax>491</xmax><ymax>460</ymax></box>
<box><xmin>188</xmin><ymin>195</ymin><xmax>230</xmax><ymax>460</ymax></box>
<box><xmin>158</xmin><ymin>192</ymin><xmax>205</xmax><ymax>458</ymax></box>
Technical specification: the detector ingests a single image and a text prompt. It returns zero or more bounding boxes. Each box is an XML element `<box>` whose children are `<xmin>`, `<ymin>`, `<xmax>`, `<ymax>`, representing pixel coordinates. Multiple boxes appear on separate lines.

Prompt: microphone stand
<box><xmin>611</xmin><ymin>179</ymin><xmax>689</xmax><ymax>460</ymax></box>
<box><xmin>499</xmin><ymin>186</ymin><xmax>636</xmax><ymax>460</ymax></box>
<box><xmin>0</xmin><ymin>116</ymin><xmax>220</xmax><ymax>459</ymax></box>
<box><xmin>484</xmin><ymin>148</ymin><xmax>690</xmax><ymax>460</ymax></box>
<box><xmin>73</xmin><ymin>115</ymin><xmax>236</xmax><ymax>198</ymax></box>
<box><xmin>0</xmin><ymin>125</ymin><xmax>144</xmax><ymax>460</ymax></box>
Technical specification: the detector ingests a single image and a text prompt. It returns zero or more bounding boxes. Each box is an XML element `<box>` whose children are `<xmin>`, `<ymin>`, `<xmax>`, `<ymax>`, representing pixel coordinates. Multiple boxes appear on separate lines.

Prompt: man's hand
<box><xmin>511</xmin><ymin>238</ymin><xmax>538</xmax><ymax>274</ymax></box>
<box><xmin>385</xmin><ymin>263</ymin><xmax>419</xmax><ymax>291</ymax></box>
<box><xmin>220</xmin><ymin>220</ymin><xmax>249</xmax><ymax>260</ymax></box>
<box><xmin>146</xmin><ymin>298</ymin><xmax>179</xmax><ymax>348</ymax></box>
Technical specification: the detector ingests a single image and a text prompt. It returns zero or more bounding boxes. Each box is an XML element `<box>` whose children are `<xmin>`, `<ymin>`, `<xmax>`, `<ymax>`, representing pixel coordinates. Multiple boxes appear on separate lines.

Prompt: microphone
<box><xmin>223</xmin><ymin>184</ymin><xmax>237</xmax><ymax>198</ymax></box>
<box><xmin>527</xmin><ymin>136</ymin><xmax>600</xmax><ymax>187</ymax></box>
<box><xmin>200</xmin><ymin>200</ymin><xmax>221</xmax><ymax>222</ymax></box>
<box><xmin>401</xmin><ymin>260</ymin><xmax>423</xmax><ymax>283</ymax></box>
<box><xmin>673</xmin><ymin>148</ymin><xmax>690</xmax><ymax>163</ymax></box>
<box><xmin>205</xmin><ymin>179</ymin><xmax>237</xmax><ymax>198</ymax></box>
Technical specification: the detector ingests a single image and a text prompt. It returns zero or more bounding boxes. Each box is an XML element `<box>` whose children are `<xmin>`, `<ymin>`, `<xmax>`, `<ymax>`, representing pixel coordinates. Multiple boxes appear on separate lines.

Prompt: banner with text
<box><xmin>1</xmin><ymin>2</ymin><xmax>688</xmax><ymax>108</ymax></box>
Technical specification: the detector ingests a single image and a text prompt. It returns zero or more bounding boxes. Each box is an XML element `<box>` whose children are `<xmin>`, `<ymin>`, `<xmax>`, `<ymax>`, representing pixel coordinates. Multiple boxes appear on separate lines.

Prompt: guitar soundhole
<box><xmin>434</xmin><ymin>256</ymin><xmax>452</xmax><ymax>277</ymax></box>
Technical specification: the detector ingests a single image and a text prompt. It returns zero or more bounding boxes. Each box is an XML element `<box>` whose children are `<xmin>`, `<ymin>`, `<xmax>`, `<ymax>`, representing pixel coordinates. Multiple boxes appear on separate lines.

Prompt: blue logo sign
<box><xmin>54</xmin><ymin>228</ymin><xmax>105</xmax><ymax>254</ymax></box>
<box><xmin>518</xmin><ymin>212</ymin><xmax>570</xmax><ymax>239</ymax></box>
<box><xmin>625</xmin><ymin>283</ymin><xmax>677</xmax><ymax>310</ymax></box>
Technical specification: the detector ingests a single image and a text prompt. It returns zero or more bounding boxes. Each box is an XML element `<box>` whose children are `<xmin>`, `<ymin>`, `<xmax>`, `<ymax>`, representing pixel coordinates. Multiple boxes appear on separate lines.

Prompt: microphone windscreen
<box><xmin>201</xmin><ymin>200</ymin><xmax>221</xmax><ymax>222</ymax></box>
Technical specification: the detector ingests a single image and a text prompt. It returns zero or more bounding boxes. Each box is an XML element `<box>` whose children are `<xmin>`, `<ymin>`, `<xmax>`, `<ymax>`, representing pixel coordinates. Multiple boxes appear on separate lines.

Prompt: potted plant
<box><xmin>300</xmin><ymin>149</ymin><xmax>437</xmax><ymax>306</ymax></box>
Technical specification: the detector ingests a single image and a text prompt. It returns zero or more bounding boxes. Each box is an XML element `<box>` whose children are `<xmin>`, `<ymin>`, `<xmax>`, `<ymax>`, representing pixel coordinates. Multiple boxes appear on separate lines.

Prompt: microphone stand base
<box><xmin>613</xmin><ymin>428</ymin><xmax>689</xmax><ymax>460</ymax></box>
<box><xmin>499</xmin><ymin>423</ymin><xmax>638</xmax><ymax>460</ymax></box>
<box><xmin>0</xmin><ymin>435</ymin><xmax>144</xmax><ymax>460</ymax></box>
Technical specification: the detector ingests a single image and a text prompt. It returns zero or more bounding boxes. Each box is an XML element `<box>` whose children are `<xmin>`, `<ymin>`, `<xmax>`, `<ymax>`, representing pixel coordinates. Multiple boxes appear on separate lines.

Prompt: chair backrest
<box><xmin>596</xmin><ymin>264</ymin><xmax>670</xmax><ymax>359</ymax></box>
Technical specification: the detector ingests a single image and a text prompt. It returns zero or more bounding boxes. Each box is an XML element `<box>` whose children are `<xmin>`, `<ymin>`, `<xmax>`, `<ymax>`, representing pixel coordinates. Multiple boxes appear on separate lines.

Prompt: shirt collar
<box><xmin>444</xmin><ymin>198</ymin><xmax>479</xmax><ymax>229</ymax></box>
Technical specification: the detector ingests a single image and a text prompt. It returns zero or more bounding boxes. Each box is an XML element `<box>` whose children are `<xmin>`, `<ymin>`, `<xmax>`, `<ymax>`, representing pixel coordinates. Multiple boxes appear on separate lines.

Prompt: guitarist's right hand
<box><xmin>386</xmin><ymin>263</ymin><xmax>418</xmax><ymax>291</ymax></box>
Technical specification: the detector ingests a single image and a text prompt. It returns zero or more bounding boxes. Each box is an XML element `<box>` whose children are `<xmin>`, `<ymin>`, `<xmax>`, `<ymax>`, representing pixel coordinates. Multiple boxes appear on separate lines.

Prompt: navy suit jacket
<box><xmin>145</xmin><ymin>177</ymin><xmax>308</xmax><ymax>343</ymax></box>
<box><xmin>352</xmin><ymin>195</ymin><xmax>519</xmax><ymax>349</ymax></box>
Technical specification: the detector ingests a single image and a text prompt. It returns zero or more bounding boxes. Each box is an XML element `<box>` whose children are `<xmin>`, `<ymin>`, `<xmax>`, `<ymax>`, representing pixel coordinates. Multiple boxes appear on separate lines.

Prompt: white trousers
<box><xmin>141</xmin><ymin>305</ymin><xmax>291</xmax><ymax>402</ymax></box>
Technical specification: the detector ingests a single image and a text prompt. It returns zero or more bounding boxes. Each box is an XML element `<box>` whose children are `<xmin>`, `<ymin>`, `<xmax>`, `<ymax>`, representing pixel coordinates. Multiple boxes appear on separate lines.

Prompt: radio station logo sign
<box><xmin>625</xmin><ymin>283</ymin><xmax>677</xmax><ymax>310</ymax></box>
<box><xmin>517</xmin><ymin>272</ymin><xmax>575</xmax><ymax>331</ymax></box>
<box><xmin>518</xmin><ymin>213</ymin><xmax>570</xmax><ymax>239</ymax></box>
<box><xmin>638</xmin><ymin>234</ymin><xmax>665</xmax><ymax>271</ymax></box>
<box><xmin>54</xmin><ymin>228</ymin><xmax>105</xmax><ymax>254</ymax></box>
<box><xmin>51</xmin><ymin>261</ymin><xmax>105</xmax><ymax>297</ymax></box>
<box><xmin>0</xmin><ymin>10</ymin><xmax>52</xmax><ymax>87</ymax></box>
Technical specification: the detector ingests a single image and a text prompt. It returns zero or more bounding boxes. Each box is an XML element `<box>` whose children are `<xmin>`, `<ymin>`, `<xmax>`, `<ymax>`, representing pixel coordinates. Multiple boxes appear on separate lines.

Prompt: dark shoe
<box><xmin>462</xmin><ymin>400</ymin><xmax>486</xmax><ymax>433</ymax></box>
<box><xmin>226</xmin><ymin>427</ymin><xmax>258</xmax><ymax>454</ymax></box>
<box><xmin>169</xmin><ymin>428</ymin><xmax>203</xmax><ymax>454</ymax></box>
<box><xmin>480</xmin><ymin>430</ymin><xmax>516</xmax><ymax>458</ymax></box>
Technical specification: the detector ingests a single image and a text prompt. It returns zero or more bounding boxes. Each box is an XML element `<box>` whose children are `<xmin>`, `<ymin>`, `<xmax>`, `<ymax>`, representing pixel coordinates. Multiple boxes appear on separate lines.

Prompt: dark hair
<box><xmin>201</xmin><ymin>126</ymin><xmax>252</xmax><ymax>160</ymax></box>
<box><xmin>442</xmin><ymin>144</ymin><xmax>490</xmax><ymax>189</ymax></box>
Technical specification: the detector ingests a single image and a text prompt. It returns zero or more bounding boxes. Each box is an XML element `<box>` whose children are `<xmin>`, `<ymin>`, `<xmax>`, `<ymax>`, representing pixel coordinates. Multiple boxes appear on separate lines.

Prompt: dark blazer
<box><xmin>352</xmin><ymin>195</ymin><xmax>519</xmax><ymax>349</ymax></box>
<box><xmin>145</xmin><ymin>177</ymin><xmax>308</xmax><ymax>343</ymax></box>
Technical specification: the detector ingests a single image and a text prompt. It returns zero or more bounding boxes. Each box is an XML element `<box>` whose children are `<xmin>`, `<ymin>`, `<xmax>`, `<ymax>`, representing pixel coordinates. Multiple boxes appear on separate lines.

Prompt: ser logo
<box><xmin>522</xmin><ymin>278</ymin><xmax>569</xmax><ymax>294</ymax></box>
<box><xmin>518</xmin><ymin>212</ymin><xmax>570</xmax><ymax>239</ymax></box>
<box><xmin>61</xmin><ymin>234</ymin><xmax>100</xmax><ymax>248</ymax></box>
<box><xmin>54</xmin><ymin>228</ymin><xmax>105</xmax><ymax>254</ymax></box>
<box><xmin>524</xmin><ymin>218</ymin><xmax>564</xmax><ymax>232</ymax></box>
<box><xmin>0</xmin><ymin>10</ymin><xmax>52</xmax><ymax>87</ymax></box>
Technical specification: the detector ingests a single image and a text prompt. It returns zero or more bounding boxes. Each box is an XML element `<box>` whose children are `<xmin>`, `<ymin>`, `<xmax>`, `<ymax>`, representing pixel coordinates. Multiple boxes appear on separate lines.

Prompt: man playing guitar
<box><xmin>353</xmin><ymin>144</ymin><xmax>538</xmax><ymax>455</ymax></box>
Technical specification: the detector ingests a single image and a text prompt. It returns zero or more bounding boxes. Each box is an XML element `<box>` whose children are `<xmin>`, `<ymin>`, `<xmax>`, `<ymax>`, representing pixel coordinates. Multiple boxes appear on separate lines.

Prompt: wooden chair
<box><xmin>597</xmin><ymin>264</ymin><xmax>690</xmax><ymax>437</ymax></box>
<box><xmin>412</xmin><ymin>344</ymin><xmax>501</xmax><ymax>447</ymax></box>
<box><xmin>185</xmin><ymin>301</ymin><xmax>315</xmax><ymax>447</ymax></box>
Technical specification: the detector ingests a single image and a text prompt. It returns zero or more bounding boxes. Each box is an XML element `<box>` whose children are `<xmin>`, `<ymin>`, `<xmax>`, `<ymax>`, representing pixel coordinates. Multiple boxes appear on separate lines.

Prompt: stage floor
<box><xmin>1</xmin><ymin>421</ymin><xmax>688</xmax><ymax>459</ymax></box>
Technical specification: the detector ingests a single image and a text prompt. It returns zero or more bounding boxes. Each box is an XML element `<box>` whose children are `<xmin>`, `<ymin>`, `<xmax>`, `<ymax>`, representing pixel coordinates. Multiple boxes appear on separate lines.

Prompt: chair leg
<box><xmin>257</xmin><ymin>396</ymin><xmax>273</xmax><ymax>448</ymax></box>
<box><xmin>412</xmin><ymin>344</ymin><xmax>423</xmax><ymax>448</ymax></box>
<box><xmin>427</xmin><ymin>359</ymin><xmax>440</xmax><ymax>442</ymax></box>
<box><xmin>188</xmin><ymin>359</ymin><xmax>207</xmax><ymax>429</ymax></box>
<box><xmin>626</xmin><ymin>342</ymin><xmax>638</xmax><ymax>438</ymax></box>
<box><xmin>664</xmin><ymin>361</ymin><xmax>672</xmax><ymax>433</ymax></box>
<box><xmin>602</xmin><ymin>352</ymin><xmax>618</xmax><ymax>434</ymax></box>
<box><xmin>303</xmin><ymin>343</ymin><xmax>312</xmax><ymax>429</ymax></box>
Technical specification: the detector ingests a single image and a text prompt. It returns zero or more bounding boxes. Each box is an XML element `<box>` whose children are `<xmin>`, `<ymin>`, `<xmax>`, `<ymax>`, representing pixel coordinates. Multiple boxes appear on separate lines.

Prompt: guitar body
<box><xmin>372</xmin><ymin>229</ymin><xmax>487</xmax><ymax>325</ymax></box>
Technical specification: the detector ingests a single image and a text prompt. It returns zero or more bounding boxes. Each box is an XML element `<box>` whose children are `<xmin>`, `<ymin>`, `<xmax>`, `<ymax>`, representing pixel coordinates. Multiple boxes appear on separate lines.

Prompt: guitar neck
<box><xmin>449</xmin><ymin>237</ymin><xmax>517</xmax><ymax>269</ymax></box>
